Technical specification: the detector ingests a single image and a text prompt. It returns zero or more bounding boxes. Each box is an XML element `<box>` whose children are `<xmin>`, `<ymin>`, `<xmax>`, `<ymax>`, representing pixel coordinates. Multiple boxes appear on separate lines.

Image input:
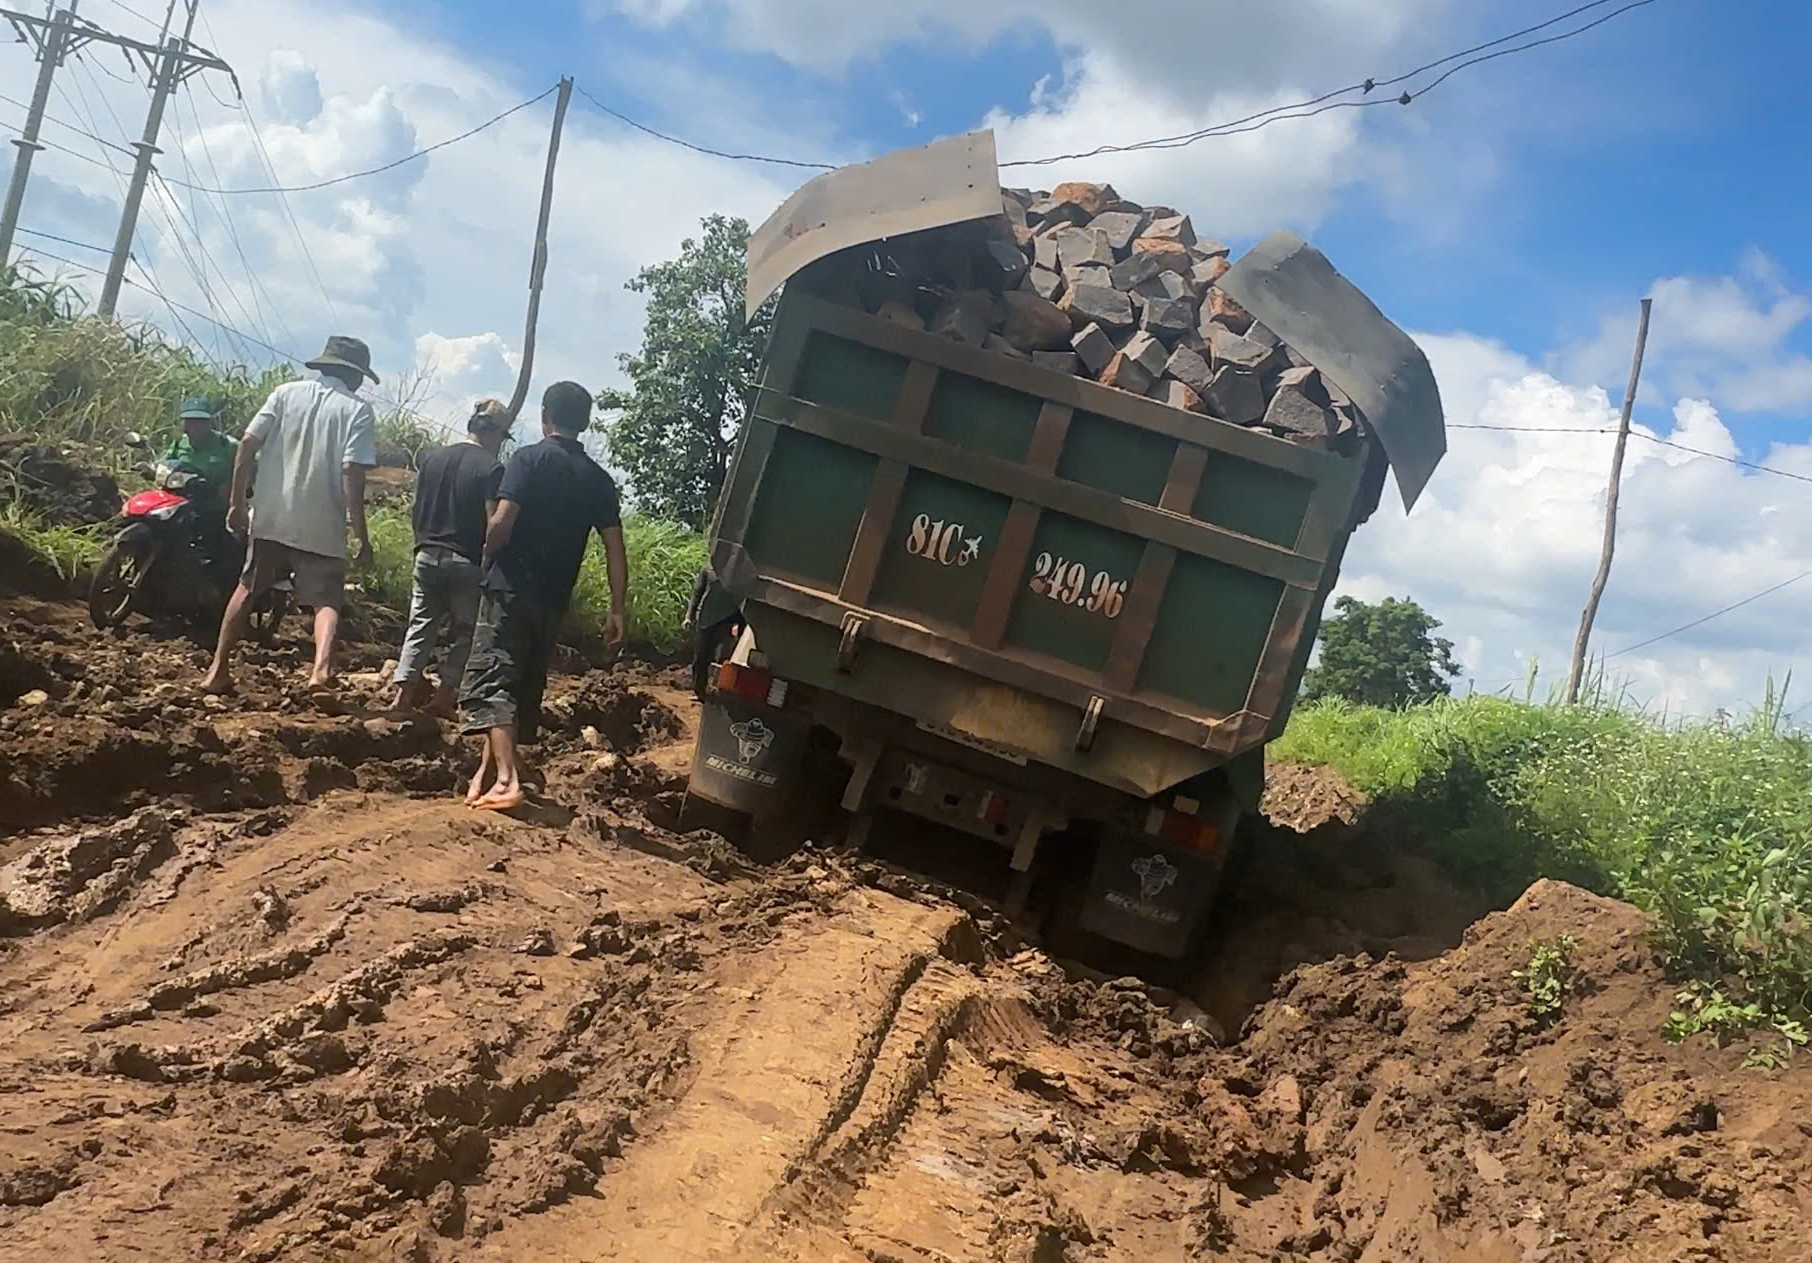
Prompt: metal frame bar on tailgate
<box><xmin>714</xmin><ymin>293</ymin><xmax>1371</xmax><ymax>754</ymax></box>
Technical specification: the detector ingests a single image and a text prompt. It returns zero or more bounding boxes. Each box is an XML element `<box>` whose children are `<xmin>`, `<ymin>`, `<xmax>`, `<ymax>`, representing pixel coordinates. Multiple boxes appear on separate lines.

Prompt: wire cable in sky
<box><xmin>158</xmin><ymin>84</ymin><xmax>560</xmax><ymax>195</ymax></box>
<box><xmin>1449</xmin><ymin>423</ymin><xmax>1615</xmax><ymax>433</ymax></box>
<box><xmin>15</xmin><ymin>226</ymin><xmax>113</xmax><ymax>254</ymax></box>
<box><xmin>1451</xmin><ymin>423</ymin><xmax>1812</xmax><ymax>488</ymax></box>
<box><xmin>1606</xmin><ymin>569</ymin><xmax>1812</xmax><ymax>660</ymax></box>
<box><xmin>998</xmin><ymin>0</ymin><xmax>1663</xmax><ymax>166</ymax></box>
<box><xmin>572</xmin><ymin>84</ymin><xmax>835</xmax><ymax>170</ymax></box>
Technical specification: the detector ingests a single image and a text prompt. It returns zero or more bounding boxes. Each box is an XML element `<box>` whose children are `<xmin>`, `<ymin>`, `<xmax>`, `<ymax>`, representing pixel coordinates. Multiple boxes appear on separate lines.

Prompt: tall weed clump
<box><xmin>361</xmin><ymin>506</ymin><xmax>705</xmax><ymax>655</ymax></box>
<box><xmin>1275</xmin><ymin>689</ymin><xmax>1812</xmax><ymax>1033</ymax></box>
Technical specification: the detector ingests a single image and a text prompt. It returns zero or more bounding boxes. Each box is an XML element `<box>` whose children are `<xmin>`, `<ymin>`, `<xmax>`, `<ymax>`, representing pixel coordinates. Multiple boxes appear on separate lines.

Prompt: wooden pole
<box><xmin>505</xmin><ymin>77</ymin><xmax>573</xmax><ymax>423</ymax></box>
<box><xmin>1566</xmin><ymin>296</ymin><xmax>1653</xmax><ymax>704</ymax></box>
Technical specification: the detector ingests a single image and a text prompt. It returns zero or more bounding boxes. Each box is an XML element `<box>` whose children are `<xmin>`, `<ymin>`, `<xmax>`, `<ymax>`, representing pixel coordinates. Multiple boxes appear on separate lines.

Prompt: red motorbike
<box><xmin>87</xmin><ymin>434</ymin><xmax>288</xmax><ymax>642</ymax></box>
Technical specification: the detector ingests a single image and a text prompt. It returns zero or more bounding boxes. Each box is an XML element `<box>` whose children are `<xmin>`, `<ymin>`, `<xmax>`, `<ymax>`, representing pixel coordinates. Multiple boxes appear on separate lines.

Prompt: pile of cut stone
<box><xmin>789</xmin><ymin>181</ymin><xmax>1365</xmax><ymax>452</ymax></box>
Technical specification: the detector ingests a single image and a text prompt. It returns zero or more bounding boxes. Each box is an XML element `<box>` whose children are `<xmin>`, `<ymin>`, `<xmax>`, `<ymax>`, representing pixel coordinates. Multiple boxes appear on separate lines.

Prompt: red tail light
<box><xmin>1145</xmin><ymin>804</ymin><xmax>1219</xmax><ymax>853</ymax></box>
<box><xmin>715</xmin><ymin>662</ymin><xmax>787</xmax><ymax>708</ymax></box>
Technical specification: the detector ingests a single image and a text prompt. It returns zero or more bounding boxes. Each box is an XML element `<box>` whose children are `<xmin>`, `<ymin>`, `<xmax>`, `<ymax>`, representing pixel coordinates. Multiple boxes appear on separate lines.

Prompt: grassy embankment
<box><xmin>0</xmin><ymin>264</ymin><xmax>702</xmax><ymax>652</ymax></box>
<box><xmin>1274</xmin><ymin>686</ymin><xmax>1812</xmax><ymax>1063</ymax></box>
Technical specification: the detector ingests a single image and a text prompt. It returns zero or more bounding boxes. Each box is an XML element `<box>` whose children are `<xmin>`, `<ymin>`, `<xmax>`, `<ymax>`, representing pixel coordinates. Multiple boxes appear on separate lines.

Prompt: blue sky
<box><xmin>7</xmin><ymin>0</ymin><xmax>1812</xmax><ymax>712</ymax></box>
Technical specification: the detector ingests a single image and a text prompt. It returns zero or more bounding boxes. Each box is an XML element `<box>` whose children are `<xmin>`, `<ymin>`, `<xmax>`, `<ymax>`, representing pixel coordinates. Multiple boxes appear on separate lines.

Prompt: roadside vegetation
<box><xmin>1275</xmin><ymin>683</ymin><xmax>1812</xmax><ymax>1055</ymax></box>
<box><xmin>0</xmin><ymin>262</ymin><xmax>706</xmax><ymax>653</ymax></box>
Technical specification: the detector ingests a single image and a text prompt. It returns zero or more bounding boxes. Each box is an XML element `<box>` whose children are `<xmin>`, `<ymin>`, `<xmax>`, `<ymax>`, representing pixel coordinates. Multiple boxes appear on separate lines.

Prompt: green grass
<box><xmin>0</xmin><ymin>501</ymin><xmax>107</xmax><ymax>579</ymax></box>
<box><xmin>1275</xmin><ymin>690</ymin><xmax>1812</xmax><ymax>1036</ymax></box>
<box><xmin>361</xmin><ymin>506</ymin><xmax>704</xmax><ymax>654</ymax></box>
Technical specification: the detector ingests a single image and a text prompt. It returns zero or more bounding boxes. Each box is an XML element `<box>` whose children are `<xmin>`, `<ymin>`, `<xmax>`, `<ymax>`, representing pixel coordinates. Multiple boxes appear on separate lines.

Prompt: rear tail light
<box><xmin>1145</xmin><ymin>804</ymin><xmax>1219</xmax><ymax>853</ymax></box>
<box><xmin>715</xmin><ymin>661</ymin><xmax>787</xmax><ymax>708</ymax></box>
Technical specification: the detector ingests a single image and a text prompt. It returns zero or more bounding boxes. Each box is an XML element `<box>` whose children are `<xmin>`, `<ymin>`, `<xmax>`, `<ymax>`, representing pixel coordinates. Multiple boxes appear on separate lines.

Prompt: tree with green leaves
<box><xmin>1301</xmin><ymin>595</ymin><xmax>1461</xmax><ymax>709</ymax></box>
<box><xmin>597</xmin><ymin>215</ymin><xmax>776</xmax><ymax>530</ymax></box>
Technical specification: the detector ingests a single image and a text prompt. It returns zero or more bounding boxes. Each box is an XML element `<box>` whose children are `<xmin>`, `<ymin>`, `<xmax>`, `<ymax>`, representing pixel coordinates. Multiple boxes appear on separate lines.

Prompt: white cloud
<box><xmin>3</xmin><ymin>0</ymin><xmax>793</xmax><ymax>433</ymax></box>
<box><xmin>983</xmin><ymin>57</ymin><xmax>1369</xmax><ymax>239</ymax></box>
<box><xmin>1555</xmin><ymin>254</ymin><xmax>1812</xmax><ymax>417</ymax></box>
<box><xmin>1344</xmin><ymin>335</ymin><xmax>1812</xmax><ymax>716</ymax></box>
<box><xmin>595</xmin><ymin>0</ymin><xmax>1450</xmax><ymax>97</ymax></box>
<box><xmin>599</xmin><ymin>0</ymin><xmax>1466</xmax><ymax>236</ymax></box>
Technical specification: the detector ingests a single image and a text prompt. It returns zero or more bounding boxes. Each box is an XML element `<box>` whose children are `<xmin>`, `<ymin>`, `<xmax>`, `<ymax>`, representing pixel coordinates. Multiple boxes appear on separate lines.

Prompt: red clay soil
<box><xmin>0</xmin><ymin>596</ymin><xmax>1806</xmax><ymax>1261</ymax></box>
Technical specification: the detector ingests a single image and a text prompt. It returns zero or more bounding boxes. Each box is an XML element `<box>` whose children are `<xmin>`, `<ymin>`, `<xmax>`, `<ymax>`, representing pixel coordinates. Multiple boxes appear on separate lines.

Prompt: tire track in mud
<box><xmin>471</xmin><ymin>890</ymin><xmax>976</xmax><ymax>1263</ymax></box>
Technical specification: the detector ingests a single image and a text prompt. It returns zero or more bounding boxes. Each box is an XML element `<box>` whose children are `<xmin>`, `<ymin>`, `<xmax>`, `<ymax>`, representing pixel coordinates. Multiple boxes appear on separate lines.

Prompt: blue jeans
<box><xmin>392</xmin><ymin>546</ymin><xmax>481</xmax><ymax>690</ymax></box>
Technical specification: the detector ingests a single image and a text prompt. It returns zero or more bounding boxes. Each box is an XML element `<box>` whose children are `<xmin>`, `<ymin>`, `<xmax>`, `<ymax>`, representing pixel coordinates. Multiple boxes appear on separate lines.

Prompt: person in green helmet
<box><xmin>165</xmin><ymin>395</ymin><xmax>239</xmax><ymax>490</ymax></box>
<box><xmin>166</xmin><ymin>395</ymin><xmax>239</xmax><ymax>577</ymax></box>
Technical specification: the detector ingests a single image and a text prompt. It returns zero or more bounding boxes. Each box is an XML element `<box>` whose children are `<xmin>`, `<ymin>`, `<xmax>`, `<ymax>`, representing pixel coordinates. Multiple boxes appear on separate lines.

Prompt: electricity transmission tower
<box><xmin>0</xmin><ymin>3</ymin><xmax>232</xmax><ymax>314</ymax></box>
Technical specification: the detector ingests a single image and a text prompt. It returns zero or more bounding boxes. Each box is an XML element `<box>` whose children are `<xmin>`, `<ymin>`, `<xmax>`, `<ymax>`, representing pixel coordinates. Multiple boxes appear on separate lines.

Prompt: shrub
<box><xmin>1275</xmin><ymin>690</ymin><xmax>1812</xmax><ymax>1038</ymax></box>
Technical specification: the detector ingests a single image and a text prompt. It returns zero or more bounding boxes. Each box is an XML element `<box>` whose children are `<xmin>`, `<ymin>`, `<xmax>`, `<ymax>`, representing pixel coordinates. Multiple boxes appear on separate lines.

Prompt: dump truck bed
<box><xmin>710</xmin><ymin>290</ymin><xmax>1390</xmax><ymax>799</ymax></box>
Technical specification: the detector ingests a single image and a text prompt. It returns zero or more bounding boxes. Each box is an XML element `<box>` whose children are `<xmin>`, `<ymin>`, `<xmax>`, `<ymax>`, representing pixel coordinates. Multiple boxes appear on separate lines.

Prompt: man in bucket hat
<box><xmin>388</xmin><ymin>397</ymin><xmax>512</xmax><ymax>716</ymax></box>
<box><xmin>201</xmin><ymin>335</ymin><xmax>379</xmax><ymax>696</ymax></box>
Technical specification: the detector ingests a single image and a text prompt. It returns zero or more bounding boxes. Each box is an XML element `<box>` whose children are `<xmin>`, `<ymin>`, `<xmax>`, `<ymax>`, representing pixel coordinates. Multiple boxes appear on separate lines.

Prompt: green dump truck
<box><xmin>682</xmin><ymin>132</ymin><xmax>1445</xmax><ymax>959</ymax></box>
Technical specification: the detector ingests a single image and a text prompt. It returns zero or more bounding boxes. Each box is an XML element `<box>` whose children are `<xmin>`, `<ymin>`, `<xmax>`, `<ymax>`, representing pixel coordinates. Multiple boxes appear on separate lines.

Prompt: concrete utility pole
<box><xmin>1566</xmin><ymin>297</ymin><xmax>1654</xmax><ymax>705</ymax></box>
<box><xmin>0</xmin><ymin>6</ymin><xmax>231</xmax><ymax>302</ymax></box>
<box><xmin>97</xmin><ymin>0</ymin><xmax>204</xmax><ymax>316</ymax></box>
<box><xmin>0</xmin><ymin>6</ymin><xmax>79</xmax><ymax>266</ymax></box>
<box><xmin>506</xmin><ymin>76</ymin><xmax>575</xmax><ymax>422</ymax></box>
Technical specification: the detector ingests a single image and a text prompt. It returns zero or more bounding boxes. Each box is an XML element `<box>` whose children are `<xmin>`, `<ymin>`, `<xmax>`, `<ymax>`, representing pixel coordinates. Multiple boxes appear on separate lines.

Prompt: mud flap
<box><xmin>1079</xmin><ymin>833</ymin><xmax>1219</xmax><ymax>959</ymax></box>
<box><xmin>686</xmin><ymin>695</ymin><xmax>811</xmax><ymax>817</ymax></box>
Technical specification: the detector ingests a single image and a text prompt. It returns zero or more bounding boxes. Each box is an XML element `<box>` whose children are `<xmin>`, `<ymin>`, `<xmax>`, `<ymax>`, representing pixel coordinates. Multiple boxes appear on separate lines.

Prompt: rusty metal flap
<box><xmin>746</xmin><ymin>130</ymin><xmax>1003</xmax><ymax>318</ymax></box>
<box><xmin>1218</xmin><ymin>232</ymin><xmax>1447</xmax><ymax>511</ymax></box>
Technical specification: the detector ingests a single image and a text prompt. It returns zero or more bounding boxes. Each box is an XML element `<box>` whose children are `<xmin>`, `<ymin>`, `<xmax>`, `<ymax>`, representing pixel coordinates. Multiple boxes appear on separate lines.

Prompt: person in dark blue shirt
<box><xmin>459</xmin><ymin>380</ymin><xmax>627</xmax><ymax>810</ymax></box>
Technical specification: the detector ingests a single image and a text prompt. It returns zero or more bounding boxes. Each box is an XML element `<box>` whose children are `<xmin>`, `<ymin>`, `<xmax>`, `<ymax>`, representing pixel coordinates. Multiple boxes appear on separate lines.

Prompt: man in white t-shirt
<box><xmin>201</xmin><ymin>335</ymin><xmax>380</xmax><ymax>695</ymax></box>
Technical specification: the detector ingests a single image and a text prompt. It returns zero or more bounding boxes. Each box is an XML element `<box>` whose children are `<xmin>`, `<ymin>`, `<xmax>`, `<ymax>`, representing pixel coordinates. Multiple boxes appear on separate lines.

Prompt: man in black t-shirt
<box><xmin>389</xmin><ymin>399</ymin><xmax>509</xmax><ymax>714</ymax></box>
<box><xmin>459</xmin><ymin>380</ymin><xmax>628</xmax><ymax>811</ymax></box>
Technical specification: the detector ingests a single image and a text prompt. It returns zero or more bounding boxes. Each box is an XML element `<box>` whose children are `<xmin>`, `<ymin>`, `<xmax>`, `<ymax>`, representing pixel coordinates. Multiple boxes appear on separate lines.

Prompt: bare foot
<box><xmin>200</xmin><ymin>669</ymin><xmax>234</xmax><ymax>696</ymax></box>
<box><xmin>465</xmin><ymin>765</ymin><xmax>490</xmax><ymax>807</ymax></box>
<box><xmin>472</xmin><ymin>782</ymin><xmax>524</xmax><ymax>812</ymax></box>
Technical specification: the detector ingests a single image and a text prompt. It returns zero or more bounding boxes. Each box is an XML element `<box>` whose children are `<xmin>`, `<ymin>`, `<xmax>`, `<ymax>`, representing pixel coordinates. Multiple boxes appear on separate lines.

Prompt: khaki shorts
<box><xmin>242</xmin><ymin>538</ymin><xmax>345</xmax><ymax>611</ymax></box>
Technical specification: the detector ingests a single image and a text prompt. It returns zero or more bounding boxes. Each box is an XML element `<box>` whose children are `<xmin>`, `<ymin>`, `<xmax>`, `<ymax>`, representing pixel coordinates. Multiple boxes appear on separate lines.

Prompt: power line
<box><xmin>158</xmin><ymin>84</ymin><xmax>560</xmax><ymax>194</ymax></box>
<box><xmin>1397</xmin><ymin>0</ymin><xmax>1658</xmax><ymax>101</ymax></box>
<box><xmin>62</xmin><ymin>49</ymin><xmax>235</xmax><ymax>365</ymax></box>
<box><xmin>997</xmin><ymin>0</ymin><xmax>1663</xmax><ymax>166</ymax></box>
<box><xmin>1606</xmin><ymin>569</ymin><xmax>1812</xmax><ymax>660</ymax></box>
<box><xmin>0</xmin><ymin>89</ymin><xmax>140</xmax><ymax>160</ymax></box>
<box><xmin>1638</xmin><ymin>434</ymin><xmax>1812</xmax><ymax>487</ymax></box>
<box><xmin>15</xmin><ymin>225</ymin><xmax>112</xmax><ymax>253</ymax></box>
<box><xmin>572</xmin><ymin>83</ymin><xmax>835</xmax><ymax>171</ymax></box>
<box><xmin>1450</xmin><ymin>423</ymin><xmax>1614</xmax><ymax>433</ymax></box>
<box><xmin>191</xmin><ymin>5</ymin><xmax>340</xmax><ymax>327</ymax></box>
<box><xmin>1452</xmin><ymin>423</ymin><xmax>1812</xmax><ymax>488</ymax></box>
<box><xmin>177</xmin><ymin>77</ymin><xmax>299</xmax><ymax>356</ymax></box>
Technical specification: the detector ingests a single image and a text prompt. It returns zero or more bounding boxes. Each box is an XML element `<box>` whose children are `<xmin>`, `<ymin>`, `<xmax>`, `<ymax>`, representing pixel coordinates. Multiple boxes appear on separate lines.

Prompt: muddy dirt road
<box><xmin>2</xmin><ymin>597</ymin><xmax>1808</xmax><ymax>1261</ymax></box>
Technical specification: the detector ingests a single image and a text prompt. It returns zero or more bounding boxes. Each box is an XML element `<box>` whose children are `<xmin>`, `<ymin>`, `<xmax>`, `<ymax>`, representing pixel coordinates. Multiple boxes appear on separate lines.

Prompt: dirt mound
<box><xmin>1262</xmin><ymin>761</ymin><xmax>1366</xmax><ymax>833</ymax></box>
<box><xmin>0</xmin><ymin>437</ymin><xmax>121</xmax><ymax>527</ymax></box>
<box><xmin>0</xmin><ymin>529</ymin><xmax>70</xmax><ymax>599</ymax></box>
<box><xmin>539</xmin><ymin>671</ymin><xmax>682</xmax><ymax>753</ymax></box>
<box><xmin>1199</xmin><ymin>879</ymin><xmax>1812</xmax><ymax>1261</ymax></box>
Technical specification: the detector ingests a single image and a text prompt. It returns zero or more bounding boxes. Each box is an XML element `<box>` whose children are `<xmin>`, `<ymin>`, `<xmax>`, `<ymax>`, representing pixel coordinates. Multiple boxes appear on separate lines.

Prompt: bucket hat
<box><xmin>305</xmin><ymin>335</ymin><xmax>380</xmax><ymax>385</ymax></box>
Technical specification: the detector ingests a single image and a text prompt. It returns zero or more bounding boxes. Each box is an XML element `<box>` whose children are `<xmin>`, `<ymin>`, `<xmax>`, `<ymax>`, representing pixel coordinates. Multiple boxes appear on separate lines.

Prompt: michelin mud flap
<box><xmin>686</xmin><ymin>695</ymin><xmax>810</xmax><ymax>817</ymax></box>
<box><xmin>1079</xmin><ymin>833</ymin><xmax>1220</xmax><ymax>959</ymax></box>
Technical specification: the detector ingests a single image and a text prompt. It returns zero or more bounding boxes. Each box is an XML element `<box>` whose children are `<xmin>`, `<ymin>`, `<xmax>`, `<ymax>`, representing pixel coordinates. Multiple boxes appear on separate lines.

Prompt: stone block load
<box><xmin>790</xmin><ymin>181</ymin><xmax>1368</xmax><ymax>453</ymax></box>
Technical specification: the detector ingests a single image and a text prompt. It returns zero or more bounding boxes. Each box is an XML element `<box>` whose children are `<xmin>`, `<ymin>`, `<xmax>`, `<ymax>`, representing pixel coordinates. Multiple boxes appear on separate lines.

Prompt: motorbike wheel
<box><xmin>89</xmin><ymin>534</ymin><xmax>150</xmax><ymax>629</ymax></box>
<box><xmin>250</xmin><ymin>587</ymin><xmax>290</xmax><ymax>646</ymax></box>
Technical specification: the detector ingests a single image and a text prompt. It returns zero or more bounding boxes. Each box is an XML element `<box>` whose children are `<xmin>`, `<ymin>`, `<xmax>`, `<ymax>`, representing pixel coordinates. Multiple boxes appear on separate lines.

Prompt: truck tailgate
<box><xmin>712</xmin><ymin>293</ymin><xmax>1382</xmax><ymax>795</ymax></box>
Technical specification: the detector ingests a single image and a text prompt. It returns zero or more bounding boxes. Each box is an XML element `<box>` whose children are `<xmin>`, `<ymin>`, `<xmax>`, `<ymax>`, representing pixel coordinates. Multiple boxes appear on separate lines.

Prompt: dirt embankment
<box><xmin>0</xmin><ymin>597</ymin><xmax>1807</xmax><ymax>1262</ymax></box>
